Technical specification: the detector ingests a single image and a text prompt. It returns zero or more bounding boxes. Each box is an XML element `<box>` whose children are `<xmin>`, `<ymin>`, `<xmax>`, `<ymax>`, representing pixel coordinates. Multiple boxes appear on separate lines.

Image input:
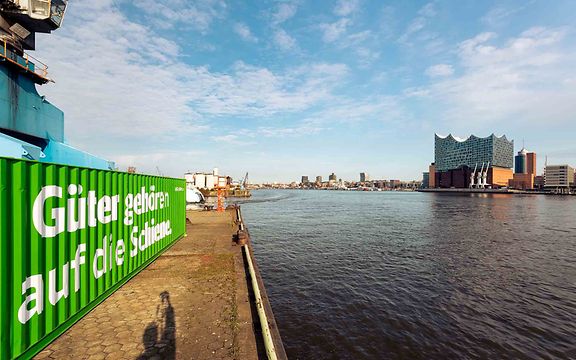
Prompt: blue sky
<box><xmin>35</xmin><ymin>0</ymin><xmax>576</xmax><ymax>182</ymax></box>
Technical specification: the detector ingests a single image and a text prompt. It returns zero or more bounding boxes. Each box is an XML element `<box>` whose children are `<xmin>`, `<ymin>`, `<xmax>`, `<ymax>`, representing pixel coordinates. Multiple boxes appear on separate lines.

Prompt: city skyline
<box><xmin>34</xmin><ymin>0</ymin><xmax>576</xmax><ymax>182</ymax></box>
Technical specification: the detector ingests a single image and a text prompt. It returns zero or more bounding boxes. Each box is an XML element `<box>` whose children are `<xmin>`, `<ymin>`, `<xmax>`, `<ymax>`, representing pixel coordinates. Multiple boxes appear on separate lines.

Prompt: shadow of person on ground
<box><xmin>137</xmin><ymin>291</ymin><xmax>176</xmax><ymax>359</ymax></box>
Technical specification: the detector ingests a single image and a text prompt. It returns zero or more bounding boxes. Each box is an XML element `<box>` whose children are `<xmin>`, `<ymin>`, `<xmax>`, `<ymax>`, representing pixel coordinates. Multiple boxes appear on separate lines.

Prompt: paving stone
<box><xmin>34</xmin><ymin>210</ymin><xmax>259</xmax><ymax>360</ymax></box>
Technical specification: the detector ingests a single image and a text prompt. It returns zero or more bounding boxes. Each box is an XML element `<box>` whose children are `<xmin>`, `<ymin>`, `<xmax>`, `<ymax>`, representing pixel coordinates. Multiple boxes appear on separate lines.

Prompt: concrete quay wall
<box><xmin>35</xmin><ymin>208</ymin><xmax>286</xmax><ymax>360</ymax></box>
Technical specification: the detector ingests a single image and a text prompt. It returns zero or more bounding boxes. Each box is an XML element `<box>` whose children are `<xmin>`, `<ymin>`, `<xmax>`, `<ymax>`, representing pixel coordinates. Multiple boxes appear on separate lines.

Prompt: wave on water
<box><xmin>228</xmin><ymin>191</ymin><xmax>295</xmax><ymax>205</ymax></box>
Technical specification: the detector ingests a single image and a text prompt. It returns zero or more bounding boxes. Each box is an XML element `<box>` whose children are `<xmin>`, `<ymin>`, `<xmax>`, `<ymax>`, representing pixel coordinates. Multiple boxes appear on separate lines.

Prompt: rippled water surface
<box><xmin>240</xmin><ymin>190</ymin><xmax>576</xmax><ymax>359</ymax></box>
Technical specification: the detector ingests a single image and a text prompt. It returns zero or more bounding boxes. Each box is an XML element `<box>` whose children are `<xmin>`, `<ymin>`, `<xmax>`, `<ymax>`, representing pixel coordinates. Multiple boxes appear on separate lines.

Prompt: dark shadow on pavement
<box><xmin>137</xmin><ymin>291</ymin><xmax>176</xmax><ymax>360</ymax></box>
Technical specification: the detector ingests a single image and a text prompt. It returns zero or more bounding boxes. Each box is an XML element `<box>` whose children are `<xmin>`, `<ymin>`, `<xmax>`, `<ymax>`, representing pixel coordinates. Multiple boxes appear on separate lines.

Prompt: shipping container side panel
<box><xmin>0</xmin><ymin>158</ymin><xmax>186</xmax><ymax>359</ymax></box>
<box><xmin>68</xmin><ymin>167</ymin><xmax>79</xmax><ymax>320</ymax></box>
<box><xmin>0</xmin><ymin>158</ymin><xmax>10</xmax><ymax>360</ymax></box>
<box><xmin>11</xmin><ymin>161</ymin><xmax>26</xmax><ymax>356</ymax></box>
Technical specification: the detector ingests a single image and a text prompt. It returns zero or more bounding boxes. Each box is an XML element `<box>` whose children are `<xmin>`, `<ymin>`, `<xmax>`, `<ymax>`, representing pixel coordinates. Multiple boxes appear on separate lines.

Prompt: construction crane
<box><xmin>241</xmin><ymin>172</ymin><xmax>249</xmax><ymax>190</ymax></box>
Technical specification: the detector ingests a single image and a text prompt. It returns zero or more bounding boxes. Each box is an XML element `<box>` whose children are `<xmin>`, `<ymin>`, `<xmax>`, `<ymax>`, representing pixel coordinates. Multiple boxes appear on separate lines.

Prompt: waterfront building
<box><xmin>509</xmin><ymin>149</ymin><xmax>537</xmax><ymax>190</ymax></box>
<box><xmin>527</xmin><ymin>152</ymin><xmax>536</xmax><ymax>175</ymax></box>
<box><xmin>428</xmin><ymin>163</ymin><xmax>436</xmax><ymax>188</ymax></box>
<box><xmin>534</xmin><ymin>175</ymin><xmax>545</xmax><ymax>190</ymax></box>
<box><xmin>329</xmin><ymin>173</ymin><xmax>337</xmax><ymax>181</ymax></box>
<box><xmin>433</xmin><ymin>134</ymin><xmax>514</xmax><ymax>188</ymax></box>
<box><xmin>515</xmin><ymin>149</ymin><xmax>527</xmax><ymax>174</ymax></box>
<box><xmin>435</xmin><ymin>134</ymin><xmax>513</xmax><ymax>171</ymax></box>
<box><xmin>422</xmin><ymin>173</ymin><xmax>429</xmax><ymax>188</ymax></box>
<box><xmin>301</xmin><ymin>176</ymin><xmax>309</xmax><ymax>184</ymax></box>
<box><xmin>360</xmin><ymin>172</ymin><xmax>370</xmax><ymax>182</ymax></box>
<box><xmin>544</xmin><ymin>165</ymin><xmax>575</xmax><ymax>191</ymax></box>
<box><xmin>316</xmin><ymin>176</ymin><xmax>322</xmax><ymax>183</ymax></box>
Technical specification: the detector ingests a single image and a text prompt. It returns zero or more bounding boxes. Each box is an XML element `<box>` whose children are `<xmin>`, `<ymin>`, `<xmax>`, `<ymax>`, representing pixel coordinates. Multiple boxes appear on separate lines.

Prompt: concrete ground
<box><xmin>35</xmin><ymin>209</ymin><xmax>258</xmax><ymax>360</ymax></box>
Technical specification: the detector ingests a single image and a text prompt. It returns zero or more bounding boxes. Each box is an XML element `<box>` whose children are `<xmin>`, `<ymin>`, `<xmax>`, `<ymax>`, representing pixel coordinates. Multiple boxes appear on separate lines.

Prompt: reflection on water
<box><xmin>242</xmin><ymin>190</ymin><xmax>576</xmax><ymax>360</ymax></box>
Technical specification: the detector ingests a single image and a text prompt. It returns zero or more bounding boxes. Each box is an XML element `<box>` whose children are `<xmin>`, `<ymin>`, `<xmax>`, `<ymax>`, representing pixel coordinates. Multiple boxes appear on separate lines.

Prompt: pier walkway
<box><xmin>34</xmin><ymin>209</ymin><xmax>259</xmax><ymax>360</ymax></box>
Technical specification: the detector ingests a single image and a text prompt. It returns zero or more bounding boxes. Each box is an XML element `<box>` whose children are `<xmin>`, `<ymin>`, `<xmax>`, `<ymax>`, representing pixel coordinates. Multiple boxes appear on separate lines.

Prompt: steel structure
<box><xmin>0</xmin><ymin>0</ymin><xmax>114</xmax><ymax>170</ymax></box>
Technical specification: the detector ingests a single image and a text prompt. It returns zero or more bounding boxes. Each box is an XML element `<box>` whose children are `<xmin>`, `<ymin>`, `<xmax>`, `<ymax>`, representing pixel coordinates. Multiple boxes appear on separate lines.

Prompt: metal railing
<box><xmin>0</xmin><ymin>38</ymin><xmax>50</xmax><ymax>81</ymax></box>
<box><xmin>244</xmin><ymin>244</ymin><xmax>279</xmax><ymax>360</ymax></box>
<box><xmin>235</xmin><ymin>205</ymin><xmax>288</xmax><ymax>360</ymax></box>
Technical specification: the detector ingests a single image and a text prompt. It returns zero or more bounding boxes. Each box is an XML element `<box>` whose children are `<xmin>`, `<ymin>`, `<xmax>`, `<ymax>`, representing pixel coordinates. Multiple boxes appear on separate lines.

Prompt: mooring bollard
<box><xmin>237</xmin><ymin>229</ymin><xmax>249</xmax><ymax>245</ymax></box>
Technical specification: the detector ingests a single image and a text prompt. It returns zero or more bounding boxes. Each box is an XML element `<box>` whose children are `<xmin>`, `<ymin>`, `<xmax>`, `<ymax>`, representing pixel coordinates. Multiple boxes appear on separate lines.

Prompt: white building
<box><xmin>185</xmin><ymin>168</ymin><xmax>228</xmax><ymax>190</ymax></box>
<box><xmin>544</xmin><ymin>165</ymin><xmax>575</xmax><ymax>189</ymax></box>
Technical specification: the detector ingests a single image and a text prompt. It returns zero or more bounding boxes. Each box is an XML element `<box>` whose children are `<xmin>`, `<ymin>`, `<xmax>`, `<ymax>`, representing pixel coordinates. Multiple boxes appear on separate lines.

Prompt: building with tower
<box><xmin>509</xmin><ymin>148</ymin><xmax>537</xmax><ymax>190</ymax></box>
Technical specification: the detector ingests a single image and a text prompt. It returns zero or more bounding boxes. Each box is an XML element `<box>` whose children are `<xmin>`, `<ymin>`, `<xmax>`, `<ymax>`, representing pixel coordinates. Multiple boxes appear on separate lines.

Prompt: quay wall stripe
<box><xmin>0</xmin><ymin>157</ymin><xmax>186</xmax><ymax>359</ymax></box>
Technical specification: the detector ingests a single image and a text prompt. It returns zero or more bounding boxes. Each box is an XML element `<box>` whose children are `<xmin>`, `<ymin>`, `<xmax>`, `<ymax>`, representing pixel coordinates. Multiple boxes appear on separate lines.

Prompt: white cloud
<box><xmin>403</xmin><ymin>87</ymin><xmax>430</xmax><ymax>97</ymax></box>
<box><xmin>211</xmin><ymin>134</ymin><xmax>255</xmax><ymax>145</ymax></box>
<box><xmin>428</xmin><ymin>27</ymin><xmax>576</xmax><ymax>125</ymax></box>
<box><xmin>234</xmin><ymin>22</ymin><xmax>258</xmax><ymax>42</ymax></box>
<box><xmin>320</xmin><ymin>18</ymin><xmax>351</xmax><ymax>43</ymax></box>
<box><xmin>115</xmin><ymin>150</ymin><xmax>207</xmax><ymax>174</ymax></box>
<box><xmin>334</xmin><ymin>0</ymin><xmax>360</xmax><ymax>17</ymax></box>
<box><xmin>257</xmin><ymin>124</ymin><xmax>324</xmax><ymax>137</ymax></box>
<box><xmin>342</xmin><ymin>30</ymin><xmax>371</xmax><ymax>46</ymax></box>
<box><xmin>37</xmin><ymin>1</ymin><xmax>204</xmax><ymax>149</ymax></box>
<box><xmin>305</xmin><ymin>95</ymin><xmax>406</xmax><ymax>125</ymax></box>
<box><xmin>481</xmin><ymin>4</ymin><xmax>528</xmax><ymax>27</ymax></box>
<box><xmin>33</xmin><ymin>0</ymin><xmax>350</xmax><ymax>167</ymax></box>
<box><xmin>356</xmin><ymin>47</ymin><xmax>380</xmax><ymax>67</ymax></box>
<box><xmin>418</xmin><ymin>2</ymin><xmax>437</xmax><ymax>17</ymax></box>
<box><xmin>271</xmin><ymin>2</ymin><xmax>298</xmax><ymax>25</ymax></box>
<box><xmin>398</xmin><ymin>2</ymin><xmax>436</xmax><ymax>43</ymax></box>
<box><xmin>171</xmin><ymin>61</ymin><xmax>348</xmax><ymax>117</ymax></box>
<box><xmin>425</xmin><ymin>64</ymin><xmax>454</xmax><ymax>77</ymax></box>
<box><xmin>273</xmin><ymin>29</ymin><xmax>297</xmax><ymax>50</ymax></box>
<box><xmin>133</xmin><ymin>0</ymin><xmax>227</xmax><ymax>33</ymax></box>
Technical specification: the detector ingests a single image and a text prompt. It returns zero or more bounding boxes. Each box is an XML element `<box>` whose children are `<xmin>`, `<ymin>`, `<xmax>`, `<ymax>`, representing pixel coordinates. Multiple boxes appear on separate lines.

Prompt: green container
<box><xmin>0</xmin><ymin>157</ymin><xmax>186</xmax><ymax>359</ymax></box>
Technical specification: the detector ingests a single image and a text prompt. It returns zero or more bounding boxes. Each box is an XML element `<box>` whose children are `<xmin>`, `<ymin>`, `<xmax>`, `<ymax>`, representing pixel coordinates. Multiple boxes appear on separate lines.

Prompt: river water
<box><xmin>239</xmin><ymin>190</ymin><xmax>576</xmax><ymax>359</ymax></box>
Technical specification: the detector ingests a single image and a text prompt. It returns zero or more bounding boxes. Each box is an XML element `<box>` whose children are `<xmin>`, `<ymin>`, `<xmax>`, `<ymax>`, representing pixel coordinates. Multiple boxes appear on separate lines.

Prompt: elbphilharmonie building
<box><xmin>435</xmin><ymin>134</ymin><xmax>514</xmax><ymax>172</ymax></box>
<box><xmin>431</xmin><ymin>134</ymin><xmax>514</xmax><ymax>188</ymax></box>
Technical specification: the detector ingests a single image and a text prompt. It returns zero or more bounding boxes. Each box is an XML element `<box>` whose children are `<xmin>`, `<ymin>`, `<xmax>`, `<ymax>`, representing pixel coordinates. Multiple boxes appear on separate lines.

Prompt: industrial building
<box><xmin>430</xmin><ymin>134</ymin><xmax>514</xmax><ymax>189</ymax></box>
<box><xmin>185</xmin><ymin>168</ymin><xmax>230</xmax><ymax>190</ymax></box>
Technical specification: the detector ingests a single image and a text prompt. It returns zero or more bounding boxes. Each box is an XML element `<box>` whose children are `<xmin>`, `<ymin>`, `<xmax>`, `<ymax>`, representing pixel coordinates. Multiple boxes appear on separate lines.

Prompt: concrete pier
<box><xmin>34</xmin><ymin>209</ymin><xmax>282</xmax><ymax>360</ymax></box>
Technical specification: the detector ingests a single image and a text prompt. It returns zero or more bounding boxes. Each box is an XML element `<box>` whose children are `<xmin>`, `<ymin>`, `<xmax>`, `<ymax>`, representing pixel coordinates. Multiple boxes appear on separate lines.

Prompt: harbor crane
<box><xmin>477</xmin><ymin>162</ymin><xmax>485</xmax><ymax>189</ymax></box>
<box><xmin>241</xmin><ymin>172</ymin><xmax>249</xmax><ymax>190</ymax></box>
<box><xmin>470</xmin><ymin>163</ymin><xmax>478</xmax><ymax>188</ymax></box>
<box><xmin>482</xmin><ymin>161</ymin><xmax>490</xmax><ymax>188</ymax></box>
<box><xmin>0</xmin><ymin>0</ymin><xmax>113</xmax><ymax>170</ymax></box>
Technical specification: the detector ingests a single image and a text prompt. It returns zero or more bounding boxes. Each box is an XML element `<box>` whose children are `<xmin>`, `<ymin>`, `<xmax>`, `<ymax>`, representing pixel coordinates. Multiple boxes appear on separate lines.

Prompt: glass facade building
<box><xmin>434</xmin><ymin>134</ymin><xmax>514</xmax><ymax>172</ymax></box>
<box><xmin>515</xmin><ymin>149</ymin><xmax>527</xmax><ymax>174</ymax></box>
